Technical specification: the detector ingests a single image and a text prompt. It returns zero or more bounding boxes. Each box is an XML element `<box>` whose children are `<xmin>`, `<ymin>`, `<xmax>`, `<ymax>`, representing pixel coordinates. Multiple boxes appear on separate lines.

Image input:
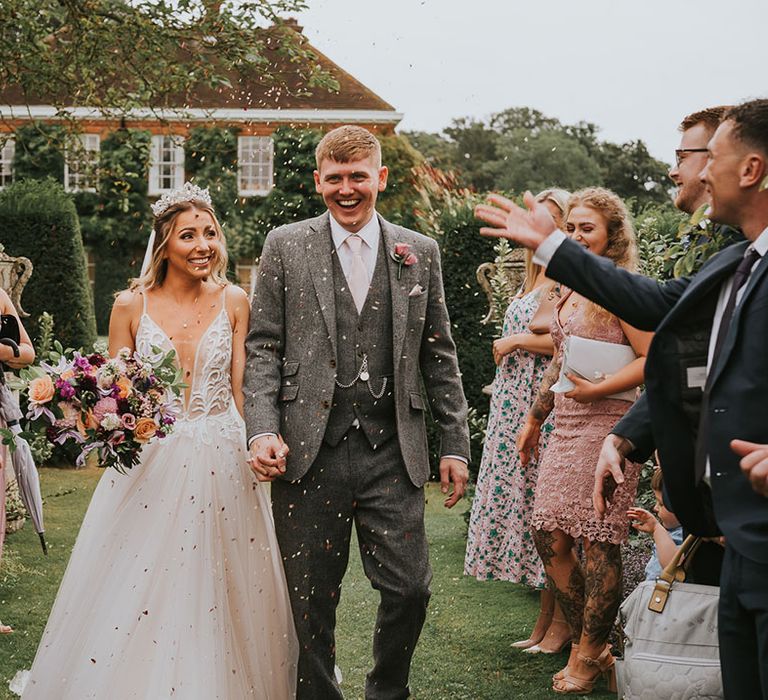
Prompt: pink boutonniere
<box><xmin>391</xmin><ymin>243</ymin><xmax>418</xmax><ymax>280</ymax></box>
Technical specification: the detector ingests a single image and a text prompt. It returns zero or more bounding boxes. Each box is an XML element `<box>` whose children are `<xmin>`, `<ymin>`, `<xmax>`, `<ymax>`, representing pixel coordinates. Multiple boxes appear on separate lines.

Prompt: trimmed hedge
<box><xmin>0</xmin><ymin>178</ymin><xmax>97</xmax><ymax>349</ymax></box>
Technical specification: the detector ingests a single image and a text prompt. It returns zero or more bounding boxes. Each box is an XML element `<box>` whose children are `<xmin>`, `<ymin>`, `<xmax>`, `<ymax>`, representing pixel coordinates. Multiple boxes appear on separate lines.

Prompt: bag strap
<box><xmin>647</xmin><ymin>534</ymin><xmax>701</xmax><ymax>613</ymax></box>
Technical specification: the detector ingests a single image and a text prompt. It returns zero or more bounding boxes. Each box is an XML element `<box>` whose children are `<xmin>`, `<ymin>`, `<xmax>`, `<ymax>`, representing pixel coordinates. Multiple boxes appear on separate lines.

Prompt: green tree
<box><xmin>0</xmin><ymin>1</ymin><xmax>336</xmax><ymax>123</ymax></box>
<box><xmin>0</xmin><ymin>179</ymin><xmax>97</xmax><ymax>349</ymax></box>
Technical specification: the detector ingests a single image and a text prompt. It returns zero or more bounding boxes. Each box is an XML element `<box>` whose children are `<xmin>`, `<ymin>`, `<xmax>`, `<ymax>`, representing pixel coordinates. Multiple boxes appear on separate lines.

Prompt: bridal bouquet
<box><xmin>18</xmin><ymin>343</ymin><xmax>184</xmax><ymax>473</ymax></box>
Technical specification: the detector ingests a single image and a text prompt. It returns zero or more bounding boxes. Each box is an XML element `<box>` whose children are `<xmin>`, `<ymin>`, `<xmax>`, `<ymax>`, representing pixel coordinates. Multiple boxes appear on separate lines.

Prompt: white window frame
<box><xmin>237</xmin><ymin>135</ymin><xmax>274</xmax><ymax>196</ymax></box>
<box><xmin>64</xmin><ymin>133</ymin><xmax>101</xmax><ymax>192</ymax></box>
<box><xmin>0</xmin><ymin>138</ymin><xmax>15</xmax><ymax>189</ymax></box>
<box><xmin>149</xmin><ymin>135</ymin><xmax>185</xmax><ymax>195</ymax></box>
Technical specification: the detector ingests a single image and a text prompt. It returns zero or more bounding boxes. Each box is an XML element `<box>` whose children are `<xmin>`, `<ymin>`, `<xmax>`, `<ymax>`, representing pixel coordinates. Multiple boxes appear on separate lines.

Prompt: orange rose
<box><xmin>75</xmin><ymin>410</ymin><xmax>98</xmax><ymax>437</ymax></box>
<box><xmin>115</xmin><ymin>377</ymin><xmax>133</xmax><ymax>399</ymax></box>
<box><xmin>60</xmin><ymin>369</ymin><xmax>75</xmax><ymax>381</ymax></box>
<box><xmin>29</xmin><ymin>375</ymin><xmax>55</xmax><ymax>404</ymax></box>
<box><xmin>133</xmin><ymin>418</ymin><xmax>158</xmax><ymax>443</ymax></box>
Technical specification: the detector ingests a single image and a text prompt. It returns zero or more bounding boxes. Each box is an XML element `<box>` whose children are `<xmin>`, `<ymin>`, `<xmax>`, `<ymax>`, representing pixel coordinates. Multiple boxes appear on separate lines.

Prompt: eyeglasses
<box><xmin>675</xmin><ymin>148</ymin><xmax>708</xmax><ymax>166</ymax></box>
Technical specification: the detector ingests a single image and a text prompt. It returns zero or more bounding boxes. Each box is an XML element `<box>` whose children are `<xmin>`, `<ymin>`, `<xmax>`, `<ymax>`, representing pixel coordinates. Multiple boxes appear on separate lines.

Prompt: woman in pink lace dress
<box><xmin>517</xmin><ymin>188</ymin><xmax>653</xmax><ymax>695</ymax></box>
<box><xmin>0</xmin><ymin>287</ymin><xmax>36</xmax><ymax>635</ymax></box>
<box><xmin>465</xmin><ymin>189</ymin><xmax>573</xmax><ymax>654</ymax></box>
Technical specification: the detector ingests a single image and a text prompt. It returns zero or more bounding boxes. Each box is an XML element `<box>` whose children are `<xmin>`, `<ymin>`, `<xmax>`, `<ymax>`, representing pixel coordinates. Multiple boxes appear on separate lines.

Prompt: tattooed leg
<box><xmin>582</xmin><ymin>539</ymin><xmax>622</xmax><ymax>653</ymax></box>
<box><xmin>534</xmin><ymin>528</ymin><xmax>584</xmax><ymax>638</ymax></box>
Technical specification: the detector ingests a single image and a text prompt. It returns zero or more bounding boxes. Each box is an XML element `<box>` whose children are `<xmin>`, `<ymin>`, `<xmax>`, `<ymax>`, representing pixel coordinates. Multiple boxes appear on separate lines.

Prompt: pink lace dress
<box><xmin>531</xmin><ymin>292</ymin><xmax>641</xmax><ymax>544</ymax></box>
<box><xmin>464</xmin><ymin>288</ymin><xmax>554</xmax><ymax>587</ymax></box>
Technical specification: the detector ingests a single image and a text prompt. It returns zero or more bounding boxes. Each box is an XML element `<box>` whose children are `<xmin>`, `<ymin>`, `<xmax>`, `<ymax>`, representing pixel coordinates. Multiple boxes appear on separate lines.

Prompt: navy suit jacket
<box><xmin>547</xmin><ymin>237</ymin><xmax>768</xmax><ymax>564</ymax></box>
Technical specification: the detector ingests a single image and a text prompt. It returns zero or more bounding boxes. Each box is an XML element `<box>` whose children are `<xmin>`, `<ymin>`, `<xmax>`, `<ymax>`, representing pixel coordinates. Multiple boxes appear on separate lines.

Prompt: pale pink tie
<box><xmin>344</xmin><ymin>234</ymin><xmax>369</xmax><ymax>312</ymax></box>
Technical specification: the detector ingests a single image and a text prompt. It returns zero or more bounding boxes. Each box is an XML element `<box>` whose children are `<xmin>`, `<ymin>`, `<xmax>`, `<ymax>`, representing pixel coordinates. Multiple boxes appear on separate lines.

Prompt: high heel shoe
<box><xmin>552</xmin><ymin>645</ymin><xmax>616</xmax><ymax>695</ymax></box>
<box><xmin>511</xmin><ymin>612</ymin><xmax>553</xmax><ymax>649</ymax></box>
<box><xmin>522</xmin><ymin>616</ymin><xmax>573</xmax><ymax>654</ymax></box>
<box><xmin>552</xmin><ymin>643</ymin><xmax>579</xmax><ymax>682</ymax></box>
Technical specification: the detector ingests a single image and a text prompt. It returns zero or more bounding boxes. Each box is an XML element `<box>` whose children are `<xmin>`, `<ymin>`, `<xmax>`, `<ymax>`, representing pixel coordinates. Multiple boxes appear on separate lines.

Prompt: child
<box><xmin>627</xmin><ymin>468</ymin><xmax>684</xmax><ymax>580</ymax></box>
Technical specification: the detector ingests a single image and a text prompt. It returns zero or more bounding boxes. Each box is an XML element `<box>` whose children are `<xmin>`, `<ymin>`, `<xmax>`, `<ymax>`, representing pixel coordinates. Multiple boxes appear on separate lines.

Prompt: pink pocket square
<box><xmin>409</xmin><ymin>284</ymin><xmax>426</xmax><ymax>298</ymax></box>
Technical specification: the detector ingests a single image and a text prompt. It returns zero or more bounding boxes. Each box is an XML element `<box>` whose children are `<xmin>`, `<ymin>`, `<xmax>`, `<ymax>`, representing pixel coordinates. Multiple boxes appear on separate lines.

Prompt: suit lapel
<box><xmin>708</xmin><ymin>249</ymin><xmax>768</xmax><ymax>387</ymax></box>
<box><xmin>380</xmin><ymin>217</ymin><xmax>409</xmax><ymax>365</ymax></box>
<box><xmin>659</xmin><ymin>242</ymin><xmax>747</xmax><ymax>331</ymax></box>
<box><xmin>306</xmin><ymin>213</ymin><xmax>337</xmax><ymax>356</ymax></box>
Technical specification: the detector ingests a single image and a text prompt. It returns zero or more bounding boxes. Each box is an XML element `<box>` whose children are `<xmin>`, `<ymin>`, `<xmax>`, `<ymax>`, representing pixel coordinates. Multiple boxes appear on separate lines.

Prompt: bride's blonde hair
<box><xmin>129</xmin><ymin>200</ymin><xmax>229</xmax><ymax>292</ymax></box>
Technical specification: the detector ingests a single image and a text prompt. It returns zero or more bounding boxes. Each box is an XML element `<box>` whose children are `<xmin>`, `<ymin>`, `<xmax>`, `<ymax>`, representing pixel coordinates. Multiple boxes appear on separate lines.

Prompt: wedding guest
<box><xmin>627</xmin><ymin>468</ymin><xmax>683</xmax><ymax>580</ymax></box>
<box><xmin>516</xmin><ymin>188</ymin><xmax>653</xmax><ymax>694</ymax></box>
<box><xmin>465</xmin><ymin>189</ymin><xmax>572</xmax><ymax>654</ymax></box>
<box><xmin>474</xmin><ymin>98</ymin><xmax>768</xmax><ymax>700</ymax></box>
<box><xmin>0</xmin><ymin>287</ymin><xmax>35</xmax><ymax>635</ymax></box>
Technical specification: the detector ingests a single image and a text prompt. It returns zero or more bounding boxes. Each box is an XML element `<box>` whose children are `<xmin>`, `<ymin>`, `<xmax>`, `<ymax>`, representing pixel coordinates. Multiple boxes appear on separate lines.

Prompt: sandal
<box><xmin>552</xmin><ymin>643</ymin><xmax>579</xmax><ymax>682</ymax></box>
<box><xmin>0</xmin><ymin>622</ymin><xmax>13</xmax><ymax>634</ymax></box>
<box><xmin>552</xmin><ymin>645</ymin><xmax>616</xmax><ymax>695</ymax></box>
<box><xmin>512</xmin><ymin>612</ymin><xmax>553</xmax><ymax>649</ymax></box>
<box><xmin>522</xmin><ymin>615</ymin><xmax>572</xmax><ymax>654</ymax></box>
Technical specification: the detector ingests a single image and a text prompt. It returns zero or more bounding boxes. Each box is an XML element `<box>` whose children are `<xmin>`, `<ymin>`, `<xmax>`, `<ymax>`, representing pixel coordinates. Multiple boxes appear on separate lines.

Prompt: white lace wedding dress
<box><xmin>16</xmin><ymin>294</ymin><xmax>297</xmax><ymax>699</ymax></box>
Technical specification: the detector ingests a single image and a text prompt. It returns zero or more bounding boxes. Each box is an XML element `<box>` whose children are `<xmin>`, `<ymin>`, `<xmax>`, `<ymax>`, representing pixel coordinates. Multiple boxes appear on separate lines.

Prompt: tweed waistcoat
<box><xmin>324</xmin><ymin>233</ymin><xmax>396</xmax><ymax>449</ymax></box>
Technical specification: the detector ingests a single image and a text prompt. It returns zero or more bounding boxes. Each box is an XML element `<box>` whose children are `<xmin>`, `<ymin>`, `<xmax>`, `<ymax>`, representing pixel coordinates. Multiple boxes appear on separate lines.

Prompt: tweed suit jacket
<box><xmin>244</xmin><ymin>212</ymin><xmax>470</xmax><ymax>485</ymax></box>
<box><xmin>546</xmin><ymin>236</ymin><xmax>768</xmax><ymax>563</ymax></box>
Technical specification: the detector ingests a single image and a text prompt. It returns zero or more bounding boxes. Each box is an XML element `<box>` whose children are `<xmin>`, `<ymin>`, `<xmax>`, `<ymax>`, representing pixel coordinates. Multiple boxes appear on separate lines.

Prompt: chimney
<box><xmin>283</xmin><ymin>17</ymin><xmax>304</xmax><ymax>33</ymax></box>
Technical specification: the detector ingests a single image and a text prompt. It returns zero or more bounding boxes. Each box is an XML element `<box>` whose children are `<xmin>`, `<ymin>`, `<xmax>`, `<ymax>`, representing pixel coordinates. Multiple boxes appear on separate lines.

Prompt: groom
<box><xmin>245</xmin><ymin>125</ymin><xmax>470</xmax><ymax>699</ymax></box>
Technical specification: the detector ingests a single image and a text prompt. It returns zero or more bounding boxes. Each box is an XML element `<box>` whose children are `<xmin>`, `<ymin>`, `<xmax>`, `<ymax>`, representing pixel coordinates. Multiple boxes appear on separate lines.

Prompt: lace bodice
<box><xmin>135</xmin><ymin>293</ymin><xmax>243</xmax><ymax>446</ymax></box>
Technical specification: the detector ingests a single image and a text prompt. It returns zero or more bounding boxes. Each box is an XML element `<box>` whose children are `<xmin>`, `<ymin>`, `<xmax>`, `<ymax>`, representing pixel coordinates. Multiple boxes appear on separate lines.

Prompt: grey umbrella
<box><xmin>0</xmin><ymin>374</ymin><xmax>47</xmax><ymax>554</ymax></box>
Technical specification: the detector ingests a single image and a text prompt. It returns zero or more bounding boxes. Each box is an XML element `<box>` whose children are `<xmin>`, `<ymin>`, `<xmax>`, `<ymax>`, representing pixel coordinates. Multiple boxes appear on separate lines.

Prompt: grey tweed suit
<box><xmin>245</xmin><ymin>212</ymin><xmax>470</xmax><ymax>699</ymax></box>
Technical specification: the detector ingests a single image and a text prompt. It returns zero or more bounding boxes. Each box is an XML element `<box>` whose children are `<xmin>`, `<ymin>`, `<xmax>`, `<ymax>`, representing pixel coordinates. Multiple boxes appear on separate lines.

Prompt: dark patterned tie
<box><xmin>695</xmin><ymin>247</ymin><xmax>762</xmax><ymax>483</ymax></box>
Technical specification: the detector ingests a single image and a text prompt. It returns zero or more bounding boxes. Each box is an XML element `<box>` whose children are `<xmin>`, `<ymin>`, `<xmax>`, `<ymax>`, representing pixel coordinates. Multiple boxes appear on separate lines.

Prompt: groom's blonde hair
<box><xmin>315</xmin><ymin>125</ymin><xmax>382</xmax><ymax>169</ymax></box>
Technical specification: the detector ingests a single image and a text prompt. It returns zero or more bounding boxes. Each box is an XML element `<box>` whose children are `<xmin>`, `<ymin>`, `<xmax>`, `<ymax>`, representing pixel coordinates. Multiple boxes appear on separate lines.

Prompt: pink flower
<box><xmin>391</xmin><ymin>242</ymin><xmax>419</xmax><ymax>280</ymax></box>
<box><xmin>403</xmin><ymin>253</ymin><xmax>418</xmax><ymax>266</ymax></box>
<box><xmin>121</xmin><ymin>413</ymin><xmax>137</xmax><ymax>430</ymax></box>
<box><xmin>93</xmin><ymin>396</ymin><xmax>118</xmax><ymax>424</ymax></box>
<box><xmin>394</xmin><ymin>242</ymin><xmax>411</xmax><ymax>257</ymax></box>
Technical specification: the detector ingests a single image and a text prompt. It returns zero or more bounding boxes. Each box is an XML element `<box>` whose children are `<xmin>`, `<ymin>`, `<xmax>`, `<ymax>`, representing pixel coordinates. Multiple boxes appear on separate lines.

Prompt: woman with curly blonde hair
<box><xmin>517</xmin><ymin>187</ymin><xmax>653</xmax><ymax>694</ymax></box>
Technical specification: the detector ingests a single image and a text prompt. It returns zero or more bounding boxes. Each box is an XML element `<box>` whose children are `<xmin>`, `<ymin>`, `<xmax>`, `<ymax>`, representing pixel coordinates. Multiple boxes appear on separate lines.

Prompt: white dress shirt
<box><xmin>533</xmin><ymin>225</ymin><xmax>768</xmax><ymax>476</ymax></box>
<box><xmin>330</xmin><ymin>212</ymin><xmax>380</xmax><ymax>284</ymax></box>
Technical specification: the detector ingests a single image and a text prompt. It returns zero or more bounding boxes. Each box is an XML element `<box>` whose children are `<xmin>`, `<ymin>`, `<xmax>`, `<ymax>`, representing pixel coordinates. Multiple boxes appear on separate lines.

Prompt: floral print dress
<box><xmin>464</xmin><ymin>288</ymin><xmax>555</xmax><ymax>588</ymax></box>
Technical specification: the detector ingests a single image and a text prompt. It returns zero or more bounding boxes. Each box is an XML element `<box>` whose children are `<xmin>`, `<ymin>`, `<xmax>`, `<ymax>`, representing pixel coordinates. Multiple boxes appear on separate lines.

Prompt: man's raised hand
<box><xmin>475</xmin><ymin>191</ymin><xmax>557</xmax><ymax>250</ymax></box>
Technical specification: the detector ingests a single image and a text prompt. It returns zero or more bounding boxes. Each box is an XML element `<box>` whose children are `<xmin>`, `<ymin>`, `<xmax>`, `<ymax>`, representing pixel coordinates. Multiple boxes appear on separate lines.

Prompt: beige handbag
<box><xmin>616</xmin><ymin>536</ymin><xmax>723</xmax><ymax>699</ymax></box>
<box><xmin>527</xmin><ymin>283</ymin><xmax>561</xmax><ymax>334</ymax></box>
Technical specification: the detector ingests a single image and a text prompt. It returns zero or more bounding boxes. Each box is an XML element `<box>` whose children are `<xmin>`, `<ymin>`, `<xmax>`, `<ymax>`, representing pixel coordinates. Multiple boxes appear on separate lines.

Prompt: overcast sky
<box><xmin>296</xmin><ymin>0</ymin><xmax>766</xmax><ymax>164</ymax></box>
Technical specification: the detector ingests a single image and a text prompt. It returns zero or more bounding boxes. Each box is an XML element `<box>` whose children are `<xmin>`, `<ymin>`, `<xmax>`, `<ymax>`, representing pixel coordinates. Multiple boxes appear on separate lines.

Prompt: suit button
<box><xmin>330</xmin><ymin>359</ymin><xmax>336</xmax><ymax>369</ymax></box>
<box><xmin>321</xmin><ymin>400</ymin><xmax>330</xmax><ymax>409</ymax></box>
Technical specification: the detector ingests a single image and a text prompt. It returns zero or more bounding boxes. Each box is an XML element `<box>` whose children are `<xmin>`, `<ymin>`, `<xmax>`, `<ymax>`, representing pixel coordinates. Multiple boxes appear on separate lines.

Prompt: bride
<box><xmin>17</xmin><ymin>183</ymin><xmax>297</xmax><ymax>699</ymax></box>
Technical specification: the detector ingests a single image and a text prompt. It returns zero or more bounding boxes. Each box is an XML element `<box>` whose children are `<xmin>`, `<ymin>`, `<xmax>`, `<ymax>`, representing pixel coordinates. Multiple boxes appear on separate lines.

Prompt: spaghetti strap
<box><xmin>140</xmin><ymin>291</ymin><xmax>148</xmax><ymax>315</ymax></box>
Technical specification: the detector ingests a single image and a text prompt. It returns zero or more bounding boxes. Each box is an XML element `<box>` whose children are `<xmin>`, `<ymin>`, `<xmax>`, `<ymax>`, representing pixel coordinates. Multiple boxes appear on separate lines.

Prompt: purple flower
<box><xmin>74</xmin><ymin>355</ymin><xmax>92</xmax><ymax>372</ymax></box>
<box><xmin>56</xmin><ymin>379</ymin><xmax>76</xmax><ymax>400</ymax></box>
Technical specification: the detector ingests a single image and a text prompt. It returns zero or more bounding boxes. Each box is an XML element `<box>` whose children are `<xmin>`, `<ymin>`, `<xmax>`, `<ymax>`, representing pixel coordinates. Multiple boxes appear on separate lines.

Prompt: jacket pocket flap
<box><xmin>282</xmin><ymin>361</ymin><xmax>300</xmax><ymax>377</ymax></box>
<box><xmin>410</xmin><ymin>392</ymin><xmax>426</xmax><ymax>410</ymax></box>
<box><xmin>279</xmin><ymin>384</ymin><xmax>299</xmax><ymax>401</ymax></box>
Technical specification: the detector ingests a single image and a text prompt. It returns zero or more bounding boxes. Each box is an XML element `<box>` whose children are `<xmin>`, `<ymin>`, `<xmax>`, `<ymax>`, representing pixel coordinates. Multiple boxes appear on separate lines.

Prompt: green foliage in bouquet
<box><xmin>0</xmin><ymin>178</ymin><xmax>97</xmax><ymax>349</ymax></box>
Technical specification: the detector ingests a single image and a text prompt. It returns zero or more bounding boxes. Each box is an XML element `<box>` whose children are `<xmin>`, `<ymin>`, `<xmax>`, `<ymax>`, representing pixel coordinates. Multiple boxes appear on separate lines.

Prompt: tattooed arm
<box><xmin>517</xmin><ymin>356</ymin><xmax>561</xmax><ymax>464</ymax></box>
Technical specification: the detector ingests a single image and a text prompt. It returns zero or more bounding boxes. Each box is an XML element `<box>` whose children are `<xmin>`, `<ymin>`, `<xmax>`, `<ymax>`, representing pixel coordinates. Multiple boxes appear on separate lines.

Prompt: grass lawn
<box><xmin>1</xmin><ymin>469</ymin><xmax>613</xmax><ymax>699</ymax></box>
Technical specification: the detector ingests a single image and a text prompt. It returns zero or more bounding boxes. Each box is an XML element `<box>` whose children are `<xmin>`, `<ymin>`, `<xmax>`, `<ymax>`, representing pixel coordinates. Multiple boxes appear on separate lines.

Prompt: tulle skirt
<box><xmin>20</xmin><ymin>408</ymin><xmax>297</xmax><ymax>699</ymax></box>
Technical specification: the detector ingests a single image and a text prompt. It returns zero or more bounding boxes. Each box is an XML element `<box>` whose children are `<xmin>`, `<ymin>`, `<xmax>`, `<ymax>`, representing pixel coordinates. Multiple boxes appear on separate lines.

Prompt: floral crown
<box><xmin>150</xmin><ymin>182</ymin><xmax>213</xmax><ymax>218</ymax></box>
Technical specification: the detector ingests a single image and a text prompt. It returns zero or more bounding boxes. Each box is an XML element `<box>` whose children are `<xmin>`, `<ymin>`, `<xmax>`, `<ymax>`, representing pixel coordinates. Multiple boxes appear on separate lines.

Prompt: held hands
<box><xmin>517</xmin><ymin>417</ymin><xmax>542</xmax><ymax>466</ymax></box>
<box><xmin>563</xmin><ymin>374</ymin><xmax>601</xmax><ymax>404</ymax></box>
<box><xmin>248</xmin><ymin>434</ymin><xmax>289</xmax><ymax>482</ymax></box>
<box><xmin>439</xmin><ymin>457</ymin><xmax>469</xmax><ymax>509</ymax></box>
<box><xmin>593</xmin><ymin>434</ymin><xmax>631</xmax><ymax>518</ymax></box>
<box><xmin>731</xmin><ymin>439</ymin><xmax>768</xmax><ymax>498</ymax></box>
<box><xmin>627</xmin><ymin>507</ymin><xmax>659</xmax><ymax>535</ymax></box>
<box><xmin>492</xmin><ymin>336</ymin><xmax>518</xmax><ymax>366</ymax></box>
<box><xmin>475</xmin><ymin>192</ymin><xmax>557</xmax><ymax>250</ymax></box>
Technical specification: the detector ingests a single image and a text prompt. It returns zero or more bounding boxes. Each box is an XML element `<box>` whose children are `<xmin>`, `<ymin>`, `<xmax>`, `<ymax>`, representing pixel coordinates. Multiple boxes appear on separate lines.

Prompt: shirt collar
<box><xmin>750</xmin><ymin>225</ymin><xmax>768</xmax><ymax>258</ymax></box>
<box><xmin>329</xmin><ymin>212</ymin><xmax>380</xmax><ymax>252</ymax></box>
